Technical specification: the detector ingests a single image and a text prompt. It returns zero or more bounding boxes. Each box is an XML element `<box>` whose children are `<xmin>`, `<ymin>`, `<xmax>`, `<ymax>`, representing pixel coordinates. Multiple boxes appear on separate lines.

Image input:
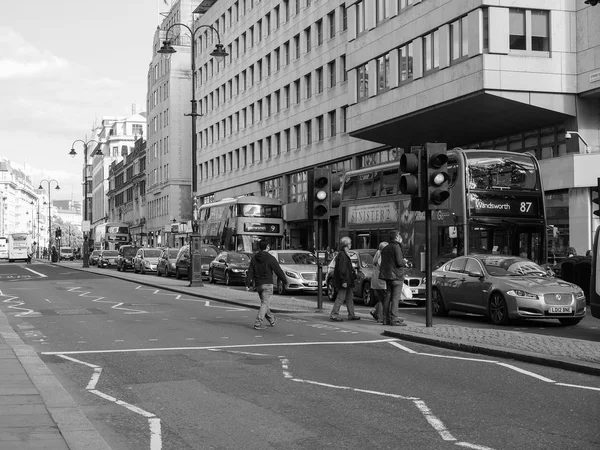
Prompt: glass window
<box><xmin>357</xmin><ymin>173</ymin><xmax>373</xmax><ymax>198</ymax></box>
<box><xmin>531</xmin><ymin>10</ymin><xmax>549</xmax><ymax>51</ymax></box>
<box><xmin>464</xmin><ymin>258</ymin><xmax>483</xmax><ymax>275</ymax></box>
<box><xmin>357</xmin><ymin>1</ymin><xmax>365</xmax><ymax>34</ymax></box>
<box><xmin>357</xmin><ymin>64</ymin><xmax>369</xmax><ymax>100</ymax></box>
<box><xmin>399</xmin><ymin>42</ymin><xmax>413</xmax><ymax>82</ymax></box>
<box><xmin>381</xmin><ymin>167</ymin><xmax>399</xmax><ymax>196</ymax></box>
<box><xmin>509</xmin><ymin>9</ymin><xmax>526</xmax><ymax>50</ymax></box>
<box><xmin>448</xmin><ymin>258</ymin><xmax>467</xmax><ymax>273</ymax></box>
<box><xmin>377</xmin><ymin>54</ymin><xmax>390</xmax><ymax>92</ymax></box>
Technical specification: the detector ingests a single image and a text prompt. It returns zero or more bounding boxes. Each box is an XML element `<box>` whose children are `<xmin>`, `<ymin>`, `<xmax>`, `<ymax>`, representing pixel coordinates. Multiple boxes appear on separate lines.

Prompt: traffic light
<box><xmin>308</xmin><ymin>168</ymin><xmax>332</xmax><ymax>220</ymax></box>
<box><xmin>400</xmin><ymin>147</ymin><xmax>425</xmax><ymax>211</ymax></box>
<box><xmin>57</xmin><ymin>227</ymin><xmax>62</xmax><ymax>238</ymax></box>
<box><xmin>425</xmin><ymin>143</ymin><xmax>450</xmax><ymax>209</ymax></box>
<box><xmin>592</xmin><ymin>177</ymin><xmax>600</xmax><ymax>218</ymax></box>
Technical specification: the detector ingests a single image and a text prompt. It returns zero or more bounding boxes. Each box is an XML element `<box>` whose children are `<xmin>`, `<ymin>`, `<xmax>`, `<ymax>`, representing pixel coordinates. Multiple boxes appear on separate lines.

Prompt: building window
<box><xmin>317</xmin><ymin>115</ymin><xmax>324</xmax><ymax>141</ymax></box>
<box><xmin>275</xmin><ymin>133</ymin><xmax>281</xmax><ymax>155</ymax></box>
<box><xmin>316</xmin><ymin>67</ymin><xmax>323</xmax><ymax>93</ymax></box>
<box><xmin>423</xmin><ymin>30</ymin><xmax>440</xmax><ymax>72</ymax></box>
<box><xmin>450</xmin><ymin>16</ymin><xmax>469</xmax><ymax>61</ymax></box>
<box><xmin>305</xmin><ymin>26</ymin><xmax>311</xmax><ymax>53</ymax></box>
<box><xmin>284</xmin><ymin>84</ymin><xmax>290</xmax><ymax>108</ymax></box>
<box><xmin>399</xmin><ymin>0</ymin><xmax>415</xmax><ymax>11</ymax></box>
<box><xmin>377</xmin><ymin>54</ymin><xmax>390</xmax><ymax>92</ymax></box>
<box><xmin>342</xmin><ymin>106</ymin><xmax>348</xmax><ymax>132</ymax></box>
<box><xmin>399</xmin><ymin>42</ymin><xmax>414</xmax><ymax>83</ymax></box>
<box><xmin>316</xmin><ymin>20</ymin><xmax>323</xmax><ymax>46</ymax></box>
<box><xmin>305</xmin><ymin>120</ymin><xmax>312</xmax><ymax>145</ymax></box>
<box><xmin>284</xmin><ymin>41</ymin><xmax>290</xmax><ymax>65</ymax></box>
<box><xmin>295</xmin><ymin>124</ymin><xmax>301</xmax><ymax>148</ymax></box>
<box><xmin>341</xmin><ymin>4</ymin><xmax>347</xmax><ymax>31</ymax></box>
<box><xmin>294</xmin><ymin>79</ymin><xmax>301</xmax><ymax>103</ymax></box>
<box><xmin>262</xmin><ymin>177</ymin><xmax>283</xmax><ymax>199</ymax></box>
<box><xmin>377</xmin><ymin>0</ymin><xmax>387</xmax><ymax>23</ymax></box>
<box><xmin>357</xmin><ymin>64</ymin><xmax>369</xmax><ymax>100</ymax></box>
<box><xmin>285</xmin><ymin>128</ymin><xmax>291</xmax><ymax>151</ymax></box>
<box><xmin>329</xmin><ymin>110</ymin><xmax>336</xmax><ymax>137</ymax></box>
<box><xmin>357</xmin><ymin>1</ymin><xmax>365</xmax><ymax>34</ymax></box>
<box><xmin>510</xmin><ymin>9</ymin><xmax>550</xmax><ymax>52</ymax></box>
<box><xmin>328</xmin><ymin>60</ymin><xmax>336</xmax><ymax>87</ymax></box>
<box><xmin>294</xmin><ymin>34</ymin><xmax>301</xmax><ymax>59</ymax></box>
<box><xmin>288</xmin><ymin>171</ymin><xmax>308</xmax><ymax>202</ymax></box>
<box><xmin>305</xmin><ymin>73</ymin><xmax>312</xmax><ymax>98</ymax></box>
<box><xmin>328</xmin><ymin>11</ymin><xmax>336</xmax><ymax>38</ymax></box>
<box><xmin>341</xmin><ymin>55</ymin><xmax>347</xmax><ymax>81</ymax></box>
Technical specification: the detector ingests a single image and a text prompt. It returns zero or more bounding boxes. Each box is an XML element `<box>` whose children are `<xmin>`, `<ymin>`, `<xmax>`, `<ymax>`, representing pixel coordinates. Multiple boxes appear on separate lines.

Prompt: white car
<box><xmin>133</xmin><ymin>248</ymin><xmax>161</xmax><ymax>274</ymax></box>
<box><xmin>268</xmin><ymin>250</ymin><xmax>326</xmax><ymax>295</ymax></box>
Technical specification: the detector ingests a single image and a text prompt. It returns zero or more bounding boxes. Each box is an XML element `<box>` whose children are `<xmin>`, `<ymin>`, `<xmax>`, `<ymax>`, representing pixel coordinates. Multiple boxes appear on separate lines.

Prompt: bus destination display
<box><xmin>469</xmin><ymin>193</ymin><xmax>540</xmax><ymax>217</ymax></box>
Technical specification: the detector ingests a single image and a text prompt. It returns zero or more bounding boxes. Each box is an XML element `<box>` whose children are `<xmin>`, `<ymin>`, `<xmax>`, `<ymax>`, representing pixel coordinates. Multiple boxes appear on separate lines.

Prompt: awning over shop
<box><xmin>350</xmin><ymin>91</ymin><xmax>576</xmax><ymax>150</ymax></box>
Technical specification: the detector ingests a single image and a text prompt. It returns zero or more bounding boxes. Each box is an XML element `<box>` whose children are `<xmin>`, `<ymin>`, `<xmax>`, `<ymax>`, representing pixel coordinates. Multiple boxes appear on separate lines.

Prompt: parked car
<box><xmin>116</xmin><ymin>245</ymin><xmax>139</xmax><ymax>272</ymax></box>
<box><xmin>431</xmin><ymin>254</ymin><xmax>587</xmax><ymax>326</ymax></box>
<box><xmin>133</xmin><ymin>248</ymin><xmax>162</xmax><ymax>274</ymax></box>
<box><xmin>59</xmin><ymin>247</ymin><xmax>74</xmax><ymax>261</ymax></box>
<box><xmin>156</xmin><ymin>248</ymin><xmax>179</xmax><ymax>277</ymax></box>
<box><xmin>267</xmin><ymin>250</ymin><xmax>326</xmax><ymax>295</ymax></box>
<box><xmin>209</xmin><ymin>251</ymin><xmax>253</xmax><ymax>285</ymax></box>
<box><xmin>88</xmin><ymin>250</ymin><xmax>102</xmax><ymax>266</ymax></box>
<box><xmin>174</xmin><ymin>244</ymin><xmax>219</xmax><ymax>280</ymax></box>
<box><xmin>325</xmin><ymin>249</ymin><xmax>377</xmax><ymax>305</ymax></box>
<box><xmin>98</xmin><ymin>250</ymin><xmax>119</xmax><ymax>268</ymax></box>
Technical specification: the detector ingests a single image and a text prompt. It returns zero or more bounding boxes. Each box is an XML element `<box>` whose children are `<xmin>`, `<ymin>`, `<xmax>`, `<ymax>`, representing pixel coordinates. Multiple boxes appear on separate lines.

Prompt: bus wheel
<box><xmin>277</xmin><ymin>279</ymin><xmax>286</xmax><ymax>295</ymax></box>
<box><xmin>327</xmin><ymin>279</ymin><xmax>337</xmax><ymax>302</ymax></box>
<box><xmin>432</xmin><ymin>288</ymin><xmax>448</xmax><ymax>317</ymax></box>
<box><xmin>362</xmin><ymin>281</ymin><xmax>373</xmax><ymax>306</ymax></box>
<box><xmin>489</xmin><ymin>292</ymin><xmax>510</xmax><ymax>325</ymax></box>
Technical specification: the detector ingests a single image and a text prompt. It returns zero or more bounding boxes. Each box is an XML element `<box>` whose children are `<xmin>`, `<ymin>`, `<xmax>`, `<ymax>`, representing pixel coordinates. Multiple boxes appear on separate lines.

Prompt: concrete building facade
<box><xmin>182</xmin><ymin>0</ymin><xmax>599</xmax><ymax>257</ymax></box>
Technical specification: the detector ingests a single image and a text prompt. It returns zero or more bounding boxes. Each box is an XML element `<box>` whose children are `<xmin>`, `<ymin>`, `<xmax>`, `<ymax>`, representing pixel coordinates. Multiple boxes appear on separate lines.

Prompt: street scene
<box><xmin>2</xmin><ymin>0</ymin><xmax>600</xmax><ymax>449</ymax></box>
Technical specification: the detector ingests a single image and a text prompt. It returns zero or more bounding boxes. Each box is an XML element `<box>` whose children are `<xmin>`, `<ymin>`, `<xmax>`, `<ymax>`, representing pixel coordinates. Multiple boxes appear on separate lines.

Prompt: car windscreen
<box><xmin>230</xmin><ymin>253</ymin><xmax>251</xmax><ymax>264</ymax></box>
<box><xmin>144</xmin><ymin>249</ymin><xmax>162</xmax><ymax>257</ymax></box>
<box><xmin>167</xmin><ymin>249</ymin><xmax>179</xmax><ymax>258</ymax></box>
<box><xmin>60</xmin><ymin>249</ymin><xmax>72</xmax><ymax>253</ymax></box>
<box><xmin>203</xmin><ymin>247</ymin><xmax>218</xmax><ymax>257</ymax></box>
<box><xmin>102</xmin><ymin>251</ymin><xmax>119</xmax><ymax>257</ymax></box>
<box><xmin>481</xmin><ymin>257</ymin><xmax>548</xmax><ymax>277</ymax></box>
<box><xmin>123</xmin><ymin>248</ymin><xmax>137</xmax><ymax>257</ymax></box>
<box><xmin>277</xmin><ymin>252</ymin><xmax>317</xmax><ymax>265</ymax></box>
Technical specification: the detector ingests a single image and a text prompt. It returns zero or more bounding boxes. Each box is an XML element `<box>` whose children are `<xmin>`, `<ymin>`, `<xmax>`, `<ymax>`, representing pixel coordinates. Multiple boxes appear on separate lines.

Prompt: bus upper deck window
<box><xmin>342</xmin><ymin>176</ymin><xmax>358</xmax><ymax>200</ymax></box>
<box><xmin>357</xmin><ymin>173</ymin><xmax>373</xmax><ymax>198</ymax></box>
<box><xmin>381</xmin><ymin>167</ymin><xmax>399</xmax><ymax>195</ymax></box>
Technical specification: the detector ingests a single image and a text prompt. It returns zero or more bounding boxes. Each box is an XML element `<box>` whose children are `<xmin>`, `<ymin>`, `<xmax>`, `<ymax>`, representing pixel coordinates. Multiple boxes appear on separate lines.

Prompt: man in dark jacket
<box><xmin>379</xmin><ymin>230</ymin><xmax>408</xmax><ymax>326</ymax></box>
<box><xmin>246</xmin><ymin>240</ymin><xmax>287</xmax><ymax>330</ymax></box>
<box><xmin>330</xmin><ymin>236</ymin><xmax>360</xmax><ymax>322</ymax></box>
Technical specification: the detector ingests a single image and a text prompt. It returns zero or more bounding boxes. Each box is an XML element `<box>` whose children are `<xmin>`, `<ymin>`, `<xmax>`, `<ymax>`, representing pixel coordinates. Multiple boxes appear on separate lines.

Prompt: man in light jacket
<box><xmin>246</xmin><ymin>240</ymin><xmax>287</xmax><ymax>330</ymax></box>
<box><xmin>379</xmin><ymin>230</ymin><xmax>408</xmax><ymax>326</ymax></box>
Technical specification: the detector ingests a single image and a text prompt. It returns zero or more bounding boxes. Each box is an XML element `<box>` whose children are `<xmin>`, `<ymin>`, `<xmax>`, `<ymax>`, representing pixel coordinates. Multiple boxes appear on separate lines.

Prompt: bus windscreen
<box><xmin>466</xmin><ymin>153</ymin><xmax>539</xmax><ymax>191</ymax></box>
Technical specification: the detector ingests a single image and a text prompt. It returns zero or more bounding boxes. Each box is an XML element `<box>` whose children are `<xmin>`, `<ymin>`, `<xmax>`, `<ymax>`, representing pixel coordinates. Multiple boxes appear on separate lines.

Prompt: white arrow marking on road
<box><xmin>0</xmin><ymin>290</ymin><xmax>40</xmax><ymax>317</ymax></box>
<box><xmin>66</xmin><ymin>286</ymin><xmax>149</xmax><ymax>314</ymax></box>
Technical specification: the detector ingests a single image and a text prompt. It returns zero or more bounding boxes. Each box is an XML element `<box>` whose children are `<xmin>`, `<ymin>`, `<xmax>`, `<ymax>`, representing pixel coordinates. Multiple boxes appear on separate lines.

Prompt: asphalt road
<box><xmin>1</xmin><ymin>260</ymin><xmax>599</xmax><ymax>450</ymax></box>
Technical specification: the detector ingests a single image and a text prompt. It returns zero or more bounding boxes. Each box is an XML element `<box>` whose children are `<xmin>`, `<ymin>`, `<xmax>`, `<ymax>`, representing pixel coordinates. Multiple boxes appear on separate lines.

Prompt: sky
<box><xmin>0</xmin><ymin>0</ymin><xmax>169</xmax><ymax>201</ymax></box>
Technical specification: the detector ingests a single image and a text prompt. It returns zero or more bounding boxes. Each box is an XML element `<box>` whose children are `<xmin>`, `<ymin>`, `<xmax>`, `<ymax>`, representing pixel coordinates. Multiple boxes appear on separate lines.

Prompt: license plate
<box><xmin>411</xmin><ymin>288</ymin><xmax>418</xmax><ymax>294</ymax></box>
<box><xmin>308</xmin><ymin>281</ymin><xmax>317</xmax><ymax>287</ymax></box>
<box><xmin>549</xmin><ymin>306</ymin><xmax>572</xmax><ymax>313</ymax></box>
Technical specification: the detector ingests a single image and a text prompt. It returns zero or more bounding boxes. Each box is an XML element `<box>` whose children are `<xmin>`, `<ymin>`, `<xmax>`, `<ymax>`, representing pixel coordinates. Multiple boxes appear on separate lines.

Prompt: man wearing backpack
<box><xmin>246</xmin><ymin>240</ymin><xmax>287</xmax><ymax>330</ymax></box>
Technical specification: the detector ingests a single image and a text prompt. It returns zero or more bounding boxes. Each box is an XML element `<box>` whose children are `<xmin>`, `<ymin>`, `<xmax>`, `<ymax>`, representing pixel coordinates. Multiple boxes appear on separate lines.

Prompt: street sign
<box><xmin>82</xmin><ymin>220</ymin><xmax>90</xmax><ymax>232</ymax></box>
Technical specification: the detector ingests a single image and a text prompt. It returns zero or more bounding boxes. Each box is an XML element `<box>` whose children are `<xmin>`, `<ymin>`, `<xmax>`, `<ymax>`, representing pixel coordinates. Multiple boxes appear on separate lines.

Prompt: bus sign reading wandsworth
<box><xmin>469</xmin><ymin>193</ymin><xmax>540</xmax><ymax>217</ymax></box>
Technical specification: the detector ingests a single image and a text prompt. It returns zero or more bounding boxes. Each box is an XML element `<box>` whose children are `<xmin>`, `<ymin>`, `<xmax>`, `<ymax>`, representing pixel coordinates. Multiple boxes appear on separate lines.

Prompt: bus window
<box><xmin>381</xmin><ymin>167</ymin><xmax>399</xmax><ymax>196</ymax></box>
<box><xmin>371</xmin><ymin>170</ymin><xmax>382</xmax><ymax>197</ymax></box>
<box><xmin>357</xmin><ymin>173</ymin><xmax>373</xmax><ymax>199</ymax></box>
<box><xmin>342</xmin><ymin>175</ymin><xmax>357</xmax><ymax>201</ymax></box>
<box><xmin>447</xmin><ymin>155</ymin><xmax>459</xmax><ymax>188</ymax></box>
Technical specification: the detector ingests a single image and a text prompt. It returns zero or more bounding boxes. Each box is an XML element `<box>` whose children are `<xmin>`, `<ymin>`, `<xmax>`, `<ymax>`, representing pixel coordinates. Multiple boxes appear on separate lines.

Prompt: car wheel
<box><xmin>276</xmin><ymin>279</ymin><xmax>286</xmax><ymax>295</ymax></box>
<box><xmin>327</xmin><ymin>278</ymin><xmax>337</xmax><ymax>301</ymax></box>
<box><xmin>209</xmin><ymin>269</ymin><xmax>216</xmax><ymax>284</ymax></box>
<box><xmin>489</xmin><ymin>292</ymin><xmax>510</xmax><ymax>325</ymax></box>
<box><xmin>362</xmin><ymin>281</ymin><xmax>373</xmax><ymax>306</ymax></box>
<box><xmin>176</xmin><ymin>269</ymin><xmax>182</xmax><ymax>280</ymax></box>
<box><xmin>225</xmin><ymin>271</ymin><xmax>232</xmax><ymax>286</ymax></box>
<box><xmin>558</xmin><ymin>318</ymin><xmax>583</xmax><ymax>326</ymax></box>
<box><xmin>432</xmin><ymin>288</ymin><xmax>448</xmax><ymax>317</ymax></box>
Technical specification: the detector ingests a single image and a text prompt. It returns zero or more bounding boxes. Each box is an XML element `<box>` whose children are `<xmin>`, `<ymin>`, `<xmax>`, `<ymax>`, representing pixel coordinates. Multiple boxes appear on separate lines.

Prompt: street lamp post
<box><xmin>69</xmin><ymin>139</ymin><xmax>99</xmax><ymax>267</ymax></box>
<box><xmin>158</xmin><ymin>23</ymin><xmax>228</xmax><ymax>287</ymax></box>
<box><xmin>38</xmin><ymin>179</ymin><xmax>60</xmax><ymax>261</ymax></box>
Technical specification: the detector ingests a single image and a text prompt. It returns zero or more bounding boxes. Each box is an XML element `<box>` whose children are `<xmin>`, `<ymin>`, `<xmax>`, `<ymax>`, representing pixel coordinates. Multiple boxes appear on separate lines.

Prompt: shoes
<box><xmin>390</xmin><ymin>321</ymin><xmax>407</xmax><ymax>326</ymax></box>
<box><xmin>267</xmin><ymin>315</ymin><xmax>277</xmax><ymax>326</ymax></box>
<box><xmin>330</xmin><ymin>317</ymin><xmax>344</xmax><ymax>322</ymax></box>
<box><xmin>348</xmin><ymin>316</ymin><xmax>361</xmax><ymax>321</ymax></box>
<box><xmin>254</xmin><ymin>324</ymin><xmax>267</xmax><ymax>330</ymax></box>
<box><xmin>369</xmin><ymin>311</ymin><xmax>379</xmax><ymax>321</ymax></box>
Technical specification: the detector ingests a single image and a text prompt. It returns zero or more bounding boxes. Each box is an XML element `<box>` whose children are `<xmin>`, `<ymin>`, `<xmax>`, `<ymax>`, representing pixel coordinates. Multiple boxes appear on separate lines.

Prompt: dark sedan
<box><xmin>208</xmin><ymin>251</ymin><xmax>252</xmax><ymax>285</ymax></box>
<box><xmin>98</xmin><ymin>250</ymin><xmax>119</xmax><ymax>268</ymax></box>
<box><xmin>156</xmin><ymin>248</ymin><xmax>179</xmax><ymax>277</ymax></box>
<box><xmin>88</xmin><ymin>250</ymin><xmax>102</xmax><ymax>266</ymax></box>
<box><xmin>431</xmin><ymin>255</ymin><xmax>587</xmax><ymax>326</ymax></box>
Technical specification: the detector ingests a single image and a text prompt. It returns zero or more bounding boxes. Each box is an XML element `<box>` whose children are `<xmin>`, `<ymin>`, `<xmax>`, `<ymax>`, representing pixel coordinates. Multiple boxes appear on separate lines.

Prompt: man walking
<box><xmin>379</xmin><ymin>230</ymin><xmax>408</xmax><ymax>326</ymax></box>
<box><xmin>246</xmin><ymin>240</ymin><xmax>287</xmax><ymax>330</ymax></box>
<box><xmin>330</xmin><ymin>236</ymin><xmax>360</xmax><ymax>322</ymax></box>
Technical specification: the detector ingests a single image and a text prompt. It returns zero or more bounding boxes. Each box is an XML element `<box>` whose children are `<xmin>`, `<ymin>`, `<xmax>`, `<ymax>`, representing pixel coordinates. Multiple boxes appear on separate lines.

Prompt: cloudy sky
<box><xmin>0</xmin><ymin>0</ymin><xmax>167</xmax><ymax>200</ymax></box>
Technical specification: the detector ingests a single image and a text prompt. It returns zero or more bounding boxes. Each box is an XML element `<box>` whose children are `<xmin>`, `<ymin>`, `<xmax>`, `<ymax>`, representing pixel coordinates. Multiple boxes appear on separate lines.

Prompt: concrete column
<box><xmin>487</xmin><ymin>7</ymin><xmax>508</xmax><ymax>55</ymax></box>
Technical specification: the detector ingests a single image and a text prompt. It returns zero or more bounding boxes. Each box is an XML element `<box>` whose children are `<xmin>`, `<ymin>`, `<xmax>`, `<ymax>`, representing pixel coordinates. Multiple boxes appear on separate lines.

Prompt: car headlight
<box><xmin>507</xmin><ymin>289</ymin><xmax>538</xmax><ymax>299</ymax></box>
<box><xmin>231</xmin><ymin>268</ymin><xmax>244</xmax><ymax>273</ymax></box>
<box><xmin>144</xmin><ymin>261</ymin><xmax>150</xmax><ymax>267</ymax></box>
<box><xmin>170</xmin><ymin>263</ymin><xmax>175</xmax><ymax>269</ymax></box>
<box><xmin>575</xmin><ymin>290</ymin><xmax>585</xmax><ymax>300</ymax></box>
<box><xmin>285</xmin><ymin>270</ymin><xmax>300</xmax><ymax>279</ymax></box>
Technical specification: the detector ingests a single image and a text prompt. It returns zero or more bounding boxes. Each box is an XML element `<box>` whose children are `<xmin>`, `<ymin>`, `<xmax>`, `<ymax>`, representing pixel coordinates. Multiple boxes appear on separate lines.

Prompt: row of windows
<box><xmin>198</xmin><ymin>57</ymin><xmax>347</xmax><ymax>147</ymax></box>
<box><xmin>198</xmin><ymin>107</ymin><xmax>348</xmax><ymax>180</ymax></box>
<box><xmin>149</xmin><ymin>137</ymin><xmax>169</xmax><ymax>160</ymax></box>
<box><xmin>148</xmin><ymin>81</ymin><xmax>170</xmax><ymax>112</ymax></box>
<box><xmin>148</xmin><ymin>195</ymin><xmax>170</xmax><ymax>220</ymax></box>
<box><xmin>148</xmin><ymin>164</ymin><xmax>169</xmax><ymax>187</ymax></box>
<box><xmin>148</xmin><ymin>109</ymin><xmax>169</xmax><ymax>137</ymax></box>
<box><xmin>356</xmin><ymin>0</ymin><xmax>419</xmax><ymax>35</ymax></box>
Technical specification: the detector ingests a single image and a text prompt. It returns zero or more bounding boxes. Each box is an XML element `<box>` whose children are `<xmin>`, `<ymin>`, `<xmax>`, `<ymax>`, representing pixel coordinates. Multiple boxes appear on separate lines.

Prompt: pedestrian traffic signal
<box><xmin>308</xmin><ymin>168</ymin><xmax>332</xmax><ymax>220</ymax></box>
<box><xmin>425</xmin><ymin>143</ymin><xmax>450</xmax><ymax>209</ymax></box>
<box><xmin>592</xmin><ymin>177</ymin><xmax>600</xmax><ymax>218</ymax></box>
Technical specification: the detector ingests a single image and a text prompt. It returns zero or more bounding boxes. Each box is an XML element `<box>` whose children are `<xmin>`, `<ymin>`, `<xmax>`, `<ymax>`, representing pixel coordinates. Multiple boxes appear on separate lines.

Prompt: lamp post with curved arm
<box><xmin>38</xmin><ymin>179</ymin><xmax>60</xmax><ymax>261</ymax></box>
<box><xmin>158</xmin><ymin>23</ymin><xmax>228</xmax><ymax>287</ymax></box>
<box><xmin>69</xmin><ymin>139</ymin><xmax>100</xmax><ymax>267</ymax></box>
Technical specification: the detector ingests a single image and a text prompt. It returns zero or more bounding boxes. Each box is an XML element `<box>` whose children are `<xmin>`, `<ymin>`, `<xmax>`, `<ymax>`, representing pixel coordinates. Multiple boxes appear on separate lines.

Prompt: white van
<box><xmin>59</xmin><ymin>248</ymin><xmax>75</xmax><ymax>261</ymax></box>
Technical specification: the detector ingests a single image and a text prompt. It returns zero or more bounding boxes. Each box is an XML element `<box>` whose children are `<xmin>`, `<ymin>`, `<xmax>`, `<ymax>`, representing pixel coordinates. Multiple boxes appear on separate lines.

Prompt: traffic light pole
<box><xmin>315</xmin><ymin>220</ymin><xmax>323</xmax><ymax>311</ymax></box>
<box><xmin>425</xmin><ymin>208</ymin><xmax>433</xmax><ymax>327</ymax></box>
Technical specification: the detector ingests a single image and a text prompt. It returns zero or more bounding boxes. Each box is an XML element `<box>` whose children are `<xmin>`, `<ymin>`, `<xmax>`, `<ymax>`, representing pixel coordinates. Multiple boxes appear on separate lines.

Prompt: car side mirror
<box><xmin>467</xmin><ymin>271</ymin><xmax>483</xmax><ymax>278</ymax></box>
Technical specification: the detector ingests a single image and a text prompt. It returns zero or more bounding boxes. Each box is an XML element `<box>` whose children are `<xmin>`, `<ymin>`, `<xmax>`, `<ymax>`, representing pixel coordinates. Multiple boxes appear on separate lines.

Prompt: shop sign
<box><xmin>348</xmin><ymin>202</ymin><xmax>398</xmax><ymax>225</ymax></box>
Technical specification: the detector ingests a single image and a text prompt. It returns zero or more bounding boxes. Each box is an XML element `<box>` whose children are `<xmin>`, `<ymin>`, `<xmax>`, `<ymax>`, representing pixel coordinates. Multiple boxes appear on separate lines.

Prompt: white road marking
<box><xmin>23</xmin><ymin>267</ymin><xmax>47</xmax><ymax>278</ymax></box>
<box><xmin>456</xmin><ymin>442</ymin><xmax>496</xmax><ymax>449</ymax></box>
<box><xmin>66</xmin><ymin>286</ymin><xmax>149</xmax><ymax>315</ymax></box>
<box><xmin>0</xmin><ymin>292</ymin><xmax>40</xmax><ymax>317</ymax></box>
<box><xmin>414</xmin><ymin>400</ymin><xmax>456</xmax><ymax>441</ymax></box>
<box><xmin>495</xmin><ymin>362</ymin><xmax>555</xmax><ymax>383</ymax></box>
<box><xmin>555</xmin><ymin>383</ymin><xmax>600</xmax><ymax>392</ymax></box>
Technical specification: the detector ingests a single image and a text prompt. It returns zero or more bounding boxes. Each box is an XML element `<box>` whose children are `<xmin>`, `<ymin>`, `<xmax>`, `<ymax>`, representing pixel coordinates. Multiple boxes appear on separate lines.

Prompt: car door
<box><xmin>439</xmin><ymin>258</ymin><xmax>468</xmax><ymax>309</ymax></box>
<box><xmin>213</xmin><ymin>252</ymin><xmax>226</xmax><ymax>280</ymax></box>
<box><xmin>455</xmin><ymin>258</ymin><xmax>487</xmax><ymax>313</ymax></box>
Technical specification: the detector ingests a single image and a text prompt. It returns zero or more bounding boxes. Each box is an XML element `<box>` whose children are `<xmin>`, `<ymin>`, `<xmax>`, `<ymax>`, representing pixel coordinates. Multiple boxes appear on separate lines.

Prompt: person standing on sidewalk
<box><xmin>369</xmin><ymin>241</ymin><xmax>388</xmax><ymax>323</ymax></box>
<box><xmin>330</xmin><ymin>236</ymin><xmax>360</xmax><ymax>322</ymax></box>
<box><xmin>379</xmin><ymin>230</ymin><xmax>408</xmax><ymax>326</ymax></box>
<box><xmin>246</xmin><ymin>240</ymin><xmax>287</xmax><ymax>330</ymax></box>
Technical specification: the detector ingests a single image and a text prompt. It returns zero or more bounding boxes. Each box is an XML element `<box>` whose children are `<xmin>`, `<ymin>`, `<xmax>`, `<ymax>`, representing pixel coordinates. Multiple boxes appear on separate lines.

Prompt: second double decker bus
<box><xmin>197</xmin><ymin>196</ymin><xmax>284</xmax><ymax>252</ymax></box>
<box><xmin>339</xmin><ymin>149</ymin><xmax>547</xmax><ymax>269</ymax></box>
<box><xmin>94</xmin><ymin>222</ymin><xmax>131</xmax><ymax>250</ymax></box>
